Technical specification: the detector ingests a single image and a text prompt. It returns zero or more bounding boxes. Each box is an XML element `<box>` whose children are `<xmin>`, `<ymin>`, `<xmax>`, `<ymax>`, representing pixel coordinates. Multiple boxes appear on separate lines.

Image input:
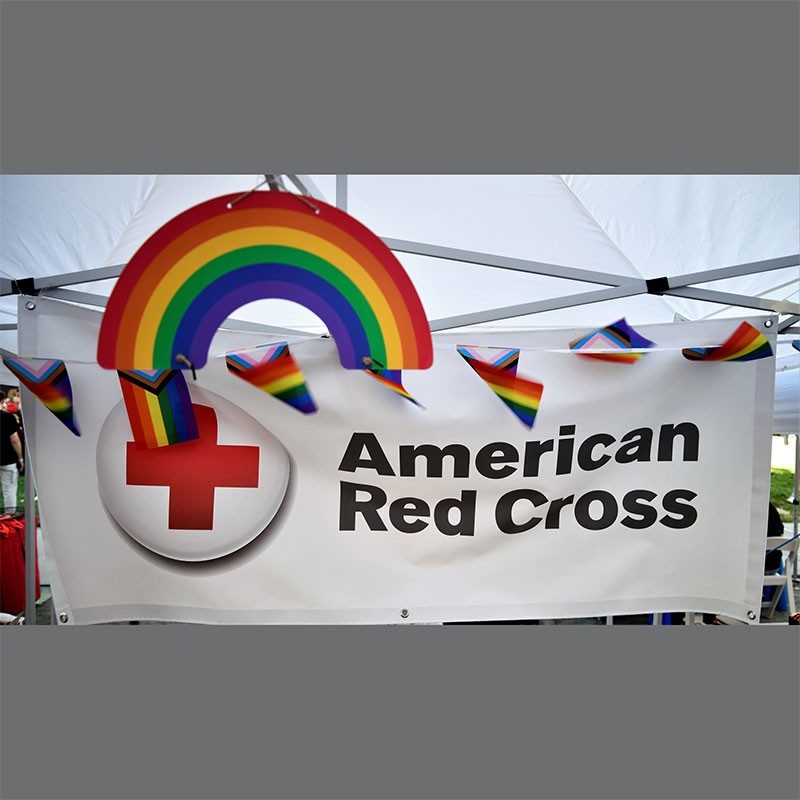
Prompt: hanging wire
<box><xmin>225</xmin><ymin>174</ymin><xmax>320</xmax><ymax>214</ymax></box>
<box><xmin>226</xmin><ymin>176</ymin><xmax>270</xmax><ymax>209</ymax></box>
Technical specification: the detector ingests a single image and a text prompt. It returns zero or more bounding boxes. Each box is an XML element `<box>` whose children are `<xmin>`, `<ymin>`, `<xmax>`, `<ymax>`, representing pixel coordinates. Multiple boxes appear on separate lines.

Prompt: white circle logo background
<box><xmin>97</xmin><ymin>388</ymin><xmax>291</xmax><ymax>562</ymax></box>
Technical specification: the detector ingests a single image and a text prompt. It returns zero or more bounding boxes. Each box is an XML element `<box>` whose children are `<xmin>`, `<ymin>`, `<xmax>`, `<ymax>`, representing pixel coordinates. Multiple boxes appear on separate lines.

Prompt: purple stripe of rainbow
<box><xmin>177</xmin><ymin>265</ymin><xmax>367</xmax><ymax>370</ymax></box>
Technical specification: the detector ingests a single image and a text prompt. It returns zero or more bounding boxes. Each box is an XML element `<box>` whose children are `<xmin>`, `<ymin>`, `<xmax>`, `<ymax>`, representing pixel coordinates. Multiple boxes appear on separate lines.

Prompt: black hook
<box><xmin>175</xmin><ymin>354</ymin><xmax>197</xmax><ymax>381</ymax></box>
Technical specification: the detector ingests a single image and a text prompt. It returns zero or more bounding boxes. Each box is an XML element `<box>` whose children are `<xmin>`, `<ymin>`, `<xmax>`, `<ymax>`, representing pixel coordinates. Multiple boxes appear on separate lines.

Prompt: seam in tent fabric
<box><xmin>557</xmin><ymin>176</ymin><xmax>686</xmax><ymax>320</ymax></box>
<box><xmin>99</xmin><ymin>175</ymin><xmax>159</xmax><ymax>269</ymax></box>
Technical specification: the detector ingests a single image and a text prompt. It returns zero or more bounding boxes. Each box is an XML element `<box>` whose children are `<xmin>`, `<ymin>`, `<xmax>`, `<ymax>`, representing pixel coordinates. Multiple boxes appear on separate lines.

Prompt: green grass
<box><xmin>0</xmin><ymin>473</ymin><xmax>30</xmax><ymax>515</ymax></box>
<box><xmin>771</xmin><ymin>468</ymin><xmax>797</xmax><ymax>523</ymax></box>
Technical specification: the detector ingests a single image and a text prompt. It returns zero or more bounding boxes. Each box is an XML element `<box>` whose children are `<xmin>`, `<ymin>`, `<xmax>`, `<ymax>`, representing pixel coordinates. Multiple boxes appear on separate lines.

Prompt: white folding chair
<box><xmin>762</xmin><ymin>535</ymin><xmax>798</xmax><ymax>619</ymax></box>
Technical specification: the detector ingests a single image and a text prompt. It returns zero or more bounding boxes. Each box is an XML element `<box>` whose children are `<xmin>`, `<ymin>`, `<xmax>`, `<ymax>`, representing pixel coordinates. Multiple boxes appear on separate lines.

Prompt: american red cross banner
<box><xmin>22</xmin><ymin>299</ymin><xmax>775</xmax><ymax>624</ymax></box>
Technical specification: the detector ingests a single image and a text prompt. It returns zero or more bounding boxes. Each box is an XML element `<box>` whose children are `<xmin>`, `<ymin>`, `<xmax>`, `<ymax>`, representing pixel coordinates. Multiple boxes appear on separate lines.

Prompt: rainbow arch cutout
<box><xmin>97</xmin><ymin>192</ymin><xmax>433</xmax><ymax>371</ymax></box>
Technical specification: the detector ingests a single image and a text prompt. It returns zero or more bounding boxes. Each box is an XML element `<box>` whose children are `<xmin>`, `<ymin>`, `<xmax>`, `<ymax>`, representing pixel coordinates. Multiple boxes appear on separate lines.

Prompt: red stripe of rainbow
<box><xmin>682</xmin><ymin>321</ymin><xmax>772</xmax><ymax>362</ymax></box>
<box><xmin>97</xmin><ymin>192</ymin><xmax>433</xmax><ymax>372</ymax></box>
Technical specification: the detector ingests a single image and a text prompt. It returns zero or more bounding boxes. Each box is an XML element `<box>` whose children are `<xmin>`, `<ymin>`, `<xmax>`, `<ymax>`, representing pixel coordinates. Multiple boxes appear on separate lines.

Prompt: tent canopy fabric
<box><xmin>1</xmin><ymin>175</ymin><xmax>798</xmax><ymax>430</ymax></box>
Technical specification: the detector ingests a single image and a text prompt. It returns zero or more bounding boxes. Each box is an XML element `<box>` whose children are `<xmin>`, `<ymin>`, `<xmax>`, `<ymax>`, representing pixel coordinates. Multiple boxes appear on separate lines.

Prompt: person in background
<box><xmin>0</xmin><ymin>391</ymin><xmax>24</xmax><ymax>513</ymax></box>
<box><xmin>765</xmin><ymin>502</ymin><xmax>785</xmax><ymax>573</ymax></box>
<box><xmin>4</xmin><ymin>393</ymin><xmax>23</xmax><ymax>448</ymax></box>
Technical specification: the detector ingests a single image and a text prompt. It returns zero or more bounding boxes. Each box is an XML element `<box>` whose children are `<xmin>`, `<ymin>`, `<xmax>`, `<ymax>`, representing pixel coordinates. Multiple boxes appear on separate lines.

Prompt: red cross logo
<box><xmin>126</xmin><ymin>404</ymin><xmax>260</xmax><ymax>530</ymax></box>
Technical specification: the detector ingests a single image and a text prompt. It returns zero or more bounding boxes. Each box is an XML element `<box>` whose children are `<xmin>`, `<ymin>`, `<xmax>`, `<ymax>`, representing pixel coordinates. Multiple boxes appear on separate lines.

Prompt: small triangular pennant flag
<box><xmin>457</xmin><ymin>346</ymin><xmax>543</xmax><ymax>428</ymax></box>
<box><xmin>454</xmin><ymin>345</ymin><xmax>519</xmax><ymax>375</ymax></box>
<box><xmin>118</xmin><ymin>369</ymin><xmax>199</xmax><ymax>449</ymax></box>
<box><xmin>682</xmin><ymin>321</ymin><xmax>772</xmax><ymax>362</ymax></box>
<box><xmin>569</xmin><ymin>318</ymin><xmax>654</xmax><ymax>364</ymax></box>
<box><xmin>2</xmin><ymin>356</ymin><xmax>80</xmax><ymax>435</ymax></box>
<box><xmin>363</xmin><ymin>368</ymin><xmax>423</xmax><ymax>407</ymax></box>
<box><xmin>226</xmin><ymin>343</ymin><xmax>317</xmax><ymax>414</ymax></box>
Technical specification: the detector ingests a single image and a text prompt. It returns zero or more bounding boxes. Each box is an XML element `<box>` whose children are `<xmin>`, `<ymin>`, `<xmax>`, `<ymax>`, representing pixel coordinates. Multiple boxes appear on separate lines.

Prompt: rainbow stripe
<box><xmin>364</xmin><ymin>368</ymin><xmax>423</xmax><ymax>407</ymax></box>
<box><xmin>682</xmin><ymin>321</ymin><xmax>773</xmax><ymax>362</ymax></box>
<box><xmin>570</xmin><ymin>319</ymin><xmax>654</xmax><ymax>364</ymax></box>
<box><xmin>118</xmin><ymin>369</ymin><xmax>199</xmax><ymax>449</ymax></box>
<box><xmin>458</xmin><ymin>346</ymin><xmax>543</xmax><ymax>428</ymax></box>
<box><xmin>97</xmin><ymin>192</ymin><xmax>433</xmax><ymax>372</ymax></box>
<box><xmin>2</xmin><ymin>357</ymin><xmax>80</xmax><ymax>435</ymax></box>
<box><xmin>226</xmin><ymin>343</ymin><xmax>317</xmax><ymax>414</ymax></box>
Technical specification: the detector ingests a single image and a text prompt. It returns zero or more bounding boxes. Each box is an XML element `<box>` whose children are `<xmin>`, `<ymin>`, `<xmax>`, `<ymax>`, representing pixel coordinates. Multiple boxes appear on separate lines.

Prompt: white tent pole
<box><xmin>285</xmin><ymin>175</ymin><xmax>326</xmax><ymax>202</ymax></box>
<box><xmin>30</xmin><ymin>265</ymin><xmax>127</xmax><ymax>291</ymax></box>
<box><xmin>335</xmin><ymin>175</ymin><xmax>348</xmax><ymax>211</ymax></box>
<box><xmin>384</xmin><ymin>237</ymin><xmax>632</xmax><ymax>286</ymax></box>
<box><xmin>778</xmin><ymin>315</ymin><xmax>800</xmax><ymax>332</ymax></box>
<box><xmin>38</xmin><ymin>288</ymin><xmax>312</xmax><ymax>339</ymax></box>
<box><xmin>24</xmin><ymin>413</ymin><xmax>36</xmax><ymax>624</ymax></box>
<box><xmin>665</xmin><ymin>287</ymin><xmax>799</xmax><ymax>316</ymax></box>
<box><xmin>665</xmin><ymin>254</ymin><xmax>800</xmax><ymax>288</ymax></box>
<box><xmin>429</xmin><ymin>284</ymin><xmax>647</xmax><ymax>331</ymax></box>
<box><xmin>0</xmin><ymin>246</ymin><xmax>795</xmax><ymax>297</ymax></box>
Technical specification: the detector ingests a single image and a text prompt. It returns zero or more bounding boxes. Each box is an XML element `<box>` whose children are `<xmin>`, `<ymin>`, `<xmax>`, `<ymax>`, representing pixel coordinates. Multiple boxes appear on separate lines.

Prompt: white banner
<box><xmin>22</xmin><ymin>298</ymin><xmax>775</xmax><ymax>624</ymax></box>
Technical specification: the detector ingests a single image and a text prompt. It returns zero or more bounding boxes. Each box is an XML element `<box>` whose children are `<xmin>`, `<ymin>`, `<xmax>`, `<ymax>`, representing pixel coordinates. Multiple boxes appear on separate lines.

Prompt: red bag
<box><xmin>0</xmin><ymin>516</ymin><xmax>40</xmax><ymax>615</ymax></box>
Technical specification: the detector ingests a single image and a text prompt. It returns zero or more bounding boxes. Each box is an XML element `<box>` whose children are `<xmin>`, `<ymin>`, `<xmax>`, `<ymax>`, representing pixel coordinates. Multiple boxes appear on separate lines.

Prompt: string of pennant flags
<box><xmin>2</xmin><ymin>318</ymin><xmax>776</xmax><ymax>444</ymax></box>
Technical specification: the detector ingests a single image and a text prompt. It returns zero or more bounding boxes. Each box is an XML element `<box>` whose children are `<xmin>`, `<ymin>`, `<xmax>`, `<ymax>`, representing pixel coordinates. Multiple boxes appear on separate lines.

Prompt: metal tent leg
<box><xmin>24</xmin><ymin>435</ymin><xmax>36</xmax><ymax>625</ymax></box>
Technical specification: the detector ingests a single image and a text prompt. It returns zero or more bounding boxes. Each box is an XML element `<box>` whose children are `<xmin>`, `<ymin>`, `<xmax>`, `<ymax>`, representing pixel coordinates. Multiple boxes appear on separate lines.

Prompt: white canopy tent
<box><xmin>1</xmin><ymin>174</ymin><xmax>798</xmax><ymax>431</ymax></box>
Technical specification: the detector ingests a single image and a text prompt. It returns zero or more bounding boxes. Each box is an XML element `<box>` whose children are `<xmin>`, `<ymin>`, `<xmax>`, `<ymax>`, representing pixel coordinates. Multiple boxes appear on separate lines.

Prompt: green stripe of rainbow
<box><xmin>97</xmin><ymin>192</ymin><xmax>433</xmax><ymax>372</ymax></box>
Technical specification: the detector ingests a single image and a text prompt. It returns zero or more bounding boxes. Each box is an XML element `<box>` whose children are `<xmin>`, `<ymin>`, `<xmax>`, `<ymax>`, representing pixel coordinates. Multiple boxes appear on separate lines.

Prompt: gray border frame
<box><xmin>1</xmin><ymin>0</ymin><xmax>798</xmax><ymax>173</ymax></box>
